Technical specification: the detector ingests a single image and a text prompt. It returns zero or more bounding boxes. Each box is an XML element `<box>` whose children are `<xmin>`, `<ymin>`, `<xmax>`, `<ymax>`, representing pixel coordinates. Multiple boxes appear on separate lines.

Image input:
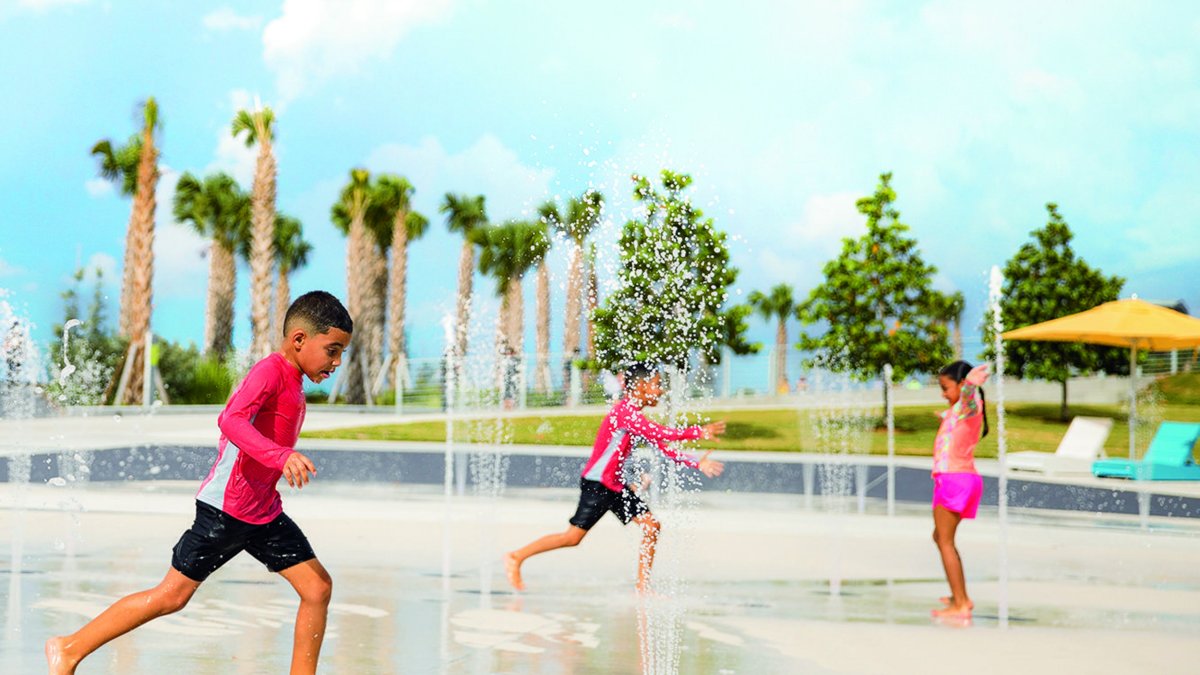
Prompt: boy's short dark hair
<box><xmin>622</xmin><ymin>362</ymin><xmax>659</xmax><ymax>390</ymax></box>
<box><xmin>284</xmin><ymin>291</ymin><xmax>353</xmax><ymax>336</ymax></box>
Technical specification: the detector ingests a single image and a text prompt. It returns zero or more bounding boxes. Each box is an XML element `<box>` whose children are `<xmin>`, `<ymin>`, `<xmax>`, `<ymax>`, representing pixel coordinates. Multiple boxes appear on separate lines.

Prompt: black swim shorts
<box><xmin>568</xmin><ymin>478</ymin><xmax>651</xmax><ymax>530</ymax></box>
<box><xmin>171</xmin><ymin>500</ymin><xmax>316</xmax><ymax>582</ymax></box>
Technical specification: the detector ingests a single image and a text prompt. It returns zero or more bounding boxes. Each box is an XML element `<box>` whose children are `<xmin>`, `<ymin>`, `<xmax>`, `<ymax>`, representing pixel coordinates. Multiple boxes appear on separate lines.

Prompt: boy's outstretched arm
<box><xmin>697</xmin><ymin>450</ymin><xmax>724</xmax><ymax>477</ymax></box>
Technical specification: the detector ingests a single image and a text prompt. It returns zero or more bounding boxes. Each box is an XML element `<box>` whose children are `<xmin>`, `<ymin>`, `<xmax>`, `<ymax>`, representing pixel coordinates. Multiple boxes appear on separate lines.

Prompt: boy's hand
<box><xmin>283</xmin><ymin>451</ymin><xmax>317</xmax><ymax>489</ymax></box>
<box><xmin>698</xmin><ymin>450</ymin><xmax>724</xmax><ymax>478</ymax></box>
<box><xmin>700</xmin><ymin>421</ymin><xmax>726</xmax><ymax>440</ymax></box>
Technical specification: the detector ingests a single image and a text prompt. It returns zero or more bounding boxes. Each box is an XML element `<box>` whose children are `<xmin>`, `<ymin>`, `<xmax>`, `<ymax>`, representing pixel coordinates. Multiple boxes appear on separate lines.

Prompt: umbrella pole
<box><xmin>1129</xmin><ymin>343</ymin><xmax>1138</xmax><ymax>461</ymax></box>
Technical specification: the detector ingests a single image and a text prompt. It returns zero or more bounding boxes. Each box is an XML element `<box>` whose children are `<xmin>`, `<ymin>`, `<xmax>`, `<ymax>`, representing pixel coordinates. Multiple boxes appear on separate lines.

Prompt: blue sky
<box><xmin>1</xmin><ymin>0</ymin><xmax>1198</xmax><ymax>363</ymax></box>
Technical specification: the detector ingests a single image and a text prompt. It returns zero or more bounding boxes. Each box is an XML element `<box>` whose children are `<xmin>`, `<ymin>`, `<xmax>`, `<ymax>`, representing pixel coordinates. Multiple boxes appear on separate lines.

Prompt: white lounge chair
<box><xmin>1007</xmin><ymin>416</ymin><xmax>1114</xmax><ymax>475</ymax></box>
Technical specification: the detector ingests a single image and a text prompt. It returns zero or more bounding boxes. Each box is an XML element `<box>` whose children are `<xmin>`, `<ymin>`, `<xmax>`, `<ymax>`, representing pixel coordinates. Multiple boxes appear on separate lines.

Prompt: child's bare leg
<box><xmin>45</xmin><ymin>568</ymin><xmax>200</xmax><ymax>674</ymax></box>
<box><xmin>278</xmin><ymin>559</ymin><xmax>333</xmax><ymax>675</ymax></box>
<box><xmin>505</xmin><ymin>526</ymin><xmax>587</xmax><ymax>591</ymax></box>
<box><xmin>633</xmin><ymin>513</ymin><xmax>660</xmax><ymax>593</ymax></box>
<box><xmin>931</xmin><ymin>506</ymin><xmax>971</xmax><ymax>617</ymax></box>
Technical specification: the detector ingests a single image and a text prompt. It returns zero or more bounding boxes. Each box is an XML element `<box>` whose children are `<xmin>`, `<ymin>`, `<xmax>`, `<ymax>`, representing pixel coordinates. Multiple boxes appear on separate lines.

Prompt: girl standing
<box><xmin>931</xmin><ymin>361</ymin><xmax>989</xmax><ymax>621</ymax></box>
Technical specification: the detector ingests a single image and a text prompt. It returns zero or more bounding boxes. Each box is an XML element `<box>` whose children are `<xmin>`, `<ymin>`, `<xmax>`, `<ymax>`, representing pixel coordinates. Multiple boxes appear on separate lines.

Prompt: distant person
<box><xmin>504</xmin><ymin>362</ymin><xmax>725</xmax><ymax>594</ymax></box>
<box><xmin>46</xmin><ymin>291</ymin><xmax>353</xmax><ymax>675</ymax></box>
<box><xmin>930</xmin><ymin>360</ymin><xmax>989</xmax><ymax>623</ymax></box>
<box><xmin>501</xmin><ymin>344</ymin><xmax>520</xmax><ymax>410</ymax></box>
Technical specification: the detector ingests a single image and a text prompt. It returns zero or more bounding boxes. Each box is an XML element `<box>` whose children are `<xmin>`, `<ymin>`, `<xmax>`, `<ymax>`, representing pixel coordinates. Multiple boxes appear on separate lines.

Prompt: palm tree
<box><xmin>440</xmin><ymin>193</ymin><xmax>488</xmax><ymax>362</ymax></box>
<box><xmin>478</xmin><ymin>220</ymin><xmax>551</xmax><ymax>356</ymax></box>
<box><xmin>372</xmin><ymin>175</ymin><xmax>426</xmax><ymax>389</ymax></box>
<box><xmin>559</xmin><ymin>190</ymin><xmax>604</xmax><ymax>371</ymax></box>
<box><xmin>272</xmin><ymin>214</ymin><xmax>312</xmax><ymax>340</ymax></box>
<box><xmin>532</xmin><ymin>203</ymin><xmax>559</xmax><ymax>393</ymax></box>
<box><xmin>750</xmin><ymin>283</ymin><xmax>796</xmax><ymax>394</ymax></box>
<box><xmin>331</xmin><ymin>168</ymin><xmax>373</xmax><ymax>403</ymax></box>
<box><xmin>231</xmin><ymin>106</ymin><xmax>277</xmax><ymax>359</ymax></box>
<box><xmin>173</xmin><ymin>171</ymin><xmax>249</xmax><ymax>359</ymax></box>
<box><xmin>90</xmin><ymin>134</ymin><xmax>142</xmax><ymax>338</ymax></box>
<box><xmin>117</xmin><ymin>98</ymin><xmax>161</xmax><ymax>404</ymax></box>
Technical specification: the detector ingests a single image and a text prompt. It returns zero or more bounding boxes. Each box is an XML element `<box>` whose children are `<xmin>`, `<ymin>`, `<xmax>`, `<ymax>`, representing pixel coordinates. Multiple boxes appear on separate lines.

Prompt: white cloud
<box><xmin>81</xmin><ymin>252</ymin><xmax>117</xmax><ymax>284</ymax></box>
<box><xmin>365</xmin><ymin>134</ymin><xmax>555</xmax><ymax>219</ymax></box>
<box><xmin>786</xmin><ymin>192</ymin><xmax>863</xmax><ymax>256</ymax></box>
<box><xmin>84</xmin><ymin>177</ymin><xmax>113</xmax><ymax>198</ymax></box>
<box><xmin>262</xmin><ymin>0</ymin><xmax>452</xmax><ymax>102</ymax></box>
<box><xmin>0</xmin><ymin>256</ymin><xmax>25</xmax><ymax>277</ymax></box>
<box><xmin>203</xmin><ymin>7</ymin><xmax>261</xmax><ymax>32</ymax></box>
<box><xmin>202</xmin><ymin>90</ymin><xmax>259</xmax><ymax>188</ymax></box>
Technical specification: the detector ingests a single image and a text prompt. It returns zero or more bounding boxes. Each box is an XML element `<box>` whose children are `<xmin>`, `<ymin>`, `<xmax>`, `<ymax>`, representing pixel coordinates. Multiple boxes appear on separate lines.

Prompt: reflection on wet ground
<box><xmin>4</xmin><ymin>482</ymin><xmax>1200</xmax><ymax>674</ymax></box>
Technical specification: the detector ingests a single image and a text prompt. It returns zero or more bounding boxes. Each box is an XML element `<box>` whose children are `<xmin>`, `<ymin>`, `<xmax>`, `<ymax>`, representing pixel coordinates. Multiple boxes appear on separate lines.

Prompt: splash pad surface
<box><xmin>4</xmin><ymin>481</ymin><xmax>1199</xmax><ymax>674</ymax></box>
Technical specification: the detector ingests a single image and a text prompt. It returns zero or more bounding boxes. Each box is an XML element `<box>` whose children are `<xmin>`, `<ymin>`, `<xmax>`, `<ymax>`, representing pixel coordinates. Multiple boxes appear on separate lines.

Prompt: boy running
<box><xmin>505</xmin><ymin>363</ymin><xmax>725</xmax><ymax>593</ymax></box>
<box><xmin>46</xmin><ymin>291</ymin><xmax>352</xmax><ymax>675</ymax></box>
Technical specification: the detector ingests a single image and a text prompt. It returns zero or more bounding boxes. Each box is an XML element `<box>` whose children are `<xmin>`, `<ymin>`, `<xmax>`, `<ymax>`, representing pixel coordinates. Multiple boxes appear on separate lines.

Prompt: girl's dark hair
<box><xmin>940</xmin><ymin>360</ymin><xmax>989</xmax><ymax>438</ymax></box>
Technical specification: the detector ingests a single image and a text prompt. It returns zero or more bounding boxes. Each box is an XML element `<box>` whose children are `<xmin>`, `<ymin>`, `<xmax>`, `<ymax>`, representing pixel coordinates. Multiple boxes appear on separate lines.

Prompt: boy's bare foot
<box><xmin>504</xmin><ymin>552</ymin><xmax>524</xmax><ymax>591</ymax></box>
<box><xmin>938</xmin><ymin>596</ymin><xmax>974</xmax><ymax>611</ymax></box>
<box><xmin>45</xmin><ymin>636</ymin><xmax>77</xmax><ymax>674</ymax></box>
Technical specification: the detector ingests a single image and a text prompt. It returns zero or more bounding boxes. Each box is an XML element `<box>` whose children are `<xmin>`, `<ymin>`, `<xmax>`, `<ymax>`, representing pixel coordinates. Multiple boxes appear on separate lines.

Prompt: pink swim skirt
<box><xmin>932</xmin><ymin>473</ymin><xmax>983</xmax><ymax>519</ymax></box>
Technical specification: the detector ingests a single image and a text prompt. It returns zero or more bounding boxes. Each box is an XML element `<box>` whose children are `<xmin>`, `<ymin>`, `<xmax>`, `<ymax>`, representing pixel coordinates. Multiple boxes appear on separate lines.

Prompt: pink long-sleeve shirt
<box><xmin>932</xmin><ymin>364</ymin><xmax>989</xmax><ymax>476</ymax></box>
<box><xmin>196</xmin><ymin>353</ymin><xmax>305</xmax><ymax>524</ymax></box>
<box><xmin>582</xmin><ymin>397</ymin><xmax>703</xmax><ymax>493</ymax></box>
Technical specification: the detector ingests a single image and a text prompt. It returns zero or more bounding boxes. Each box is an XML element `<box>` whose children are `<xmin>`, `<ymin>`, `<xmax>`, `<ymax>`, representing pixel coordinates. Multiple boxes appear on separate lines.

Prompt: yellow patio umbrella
<box><xmin>1002</xmin><ymin>298</ymin><xmax>1200</xmax><ymax>459</ymax></box>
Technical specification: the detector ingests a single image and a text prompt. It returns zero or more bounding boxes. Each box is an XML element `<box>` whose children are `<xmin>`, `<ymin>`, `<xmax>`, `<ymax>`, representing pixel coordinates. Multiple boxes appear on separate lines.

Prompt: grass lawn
<box><xmin>303</xmin><ymin>400</ymin><xmax>1200</xmax><ymax>460</ymax></box>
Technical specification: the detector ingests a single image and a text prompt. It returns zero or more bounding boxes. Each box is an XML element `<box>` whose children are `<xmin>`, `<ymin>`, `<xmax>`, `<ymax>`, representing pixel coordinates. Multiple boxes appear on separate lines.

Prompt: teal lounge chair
<box><xmin>1092</xmin><ymin>422</ymin><xmax>1200</xmax><ymax>480</ymax></box>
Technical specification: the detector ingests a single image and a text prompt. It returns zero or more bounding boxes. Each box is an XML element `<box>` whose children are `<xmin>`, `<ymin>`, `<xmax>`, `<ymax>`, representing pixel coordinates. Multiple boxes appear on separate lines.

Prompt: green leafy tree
<box><xmin>796</xmin><ymin>172</ymin><xmax>952</xmax><ymax>395</ymax></box>
<box><xmin>985</xmin><ymin>202</ymin><xmax>1125</xmax><ymax>420</ymax></box>
<box><xmin>47</xmin><ymin>267</ymin><xmax>126</xmax><ymax>406</ymax></box>
<box><xmin>591</xmin><ymin>170</ymin><xmax>741</xmax><ymax>372</ymax></box>
<box><xmin>749</xmin><ymin>283</ymin><xmax>796</xmax><ymax>394</ymax></box>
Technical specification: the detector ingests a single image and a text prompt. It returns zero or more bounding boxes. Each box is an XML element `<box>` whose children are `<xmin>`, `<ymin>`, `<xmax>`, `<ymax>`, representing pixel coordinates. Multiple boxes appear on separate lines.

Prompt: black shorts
<box><xmin>171</xmin><ymin>501</ymin><xmax>316</xmax><ymax>582</ymax></box>
<box><xmin>568</xmin><ymin>478</ymin><xmax>651</xmax><ymax>530</ymax></box>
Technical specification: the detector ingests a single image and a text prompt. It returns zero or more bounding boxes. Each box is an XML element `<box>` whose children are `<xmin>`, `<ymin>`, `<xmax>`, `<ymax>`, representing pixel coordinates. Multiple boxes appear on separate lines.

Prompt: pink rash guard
<box><xmin>196</xmin><ymin>353</ymin><xmax>305</xmax><ymax>524</ymax></box>
<box><xmin>582</xmin><ymin>397</ymin><xmax>704</xmax><ymax>493</ymax></box>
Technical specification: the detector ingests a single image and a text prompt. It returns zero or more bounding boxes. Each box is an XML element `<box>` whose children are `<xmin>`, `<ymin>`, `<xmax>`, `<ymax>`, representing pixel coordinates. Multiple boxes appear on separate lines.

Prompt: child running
<box><xmin>505</xmin><ymin>363</ymin><xmax>725</xmax><ymax>593</ymax></box>
<box><xmin>931</xmin><ymin>360</ymin><xmax>990</xmax><ymax>622</ymax></box>
<box><xmin>46</xmin><ymin>290</ymin><xmax>352</xmax><ymax>675</ymax></box>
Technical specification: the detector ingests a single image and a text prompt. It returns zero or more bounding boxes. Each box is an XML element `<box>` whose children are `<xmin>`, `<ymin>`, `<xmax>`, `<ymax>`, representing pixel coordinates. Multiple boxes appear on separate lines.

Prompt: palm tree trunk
<box><xmin>563</xmin><ymin>243</ymin><xmax>583</xmax><ymax>366</ymax></box>
<box><xmin>122</xmin><ymin>124</ymin><xmax>158</xmax><ymax>404</ymax></box>
<box><xmin>775</xmin><ymin>317</ymin><xmax>787</xmax><ymax>394</ymax></box>
<box><xmin>206</xmin><ymin>240</ymin><xmax>236</xmax><ymax>359</ymax></box>
<box><xmin>507</xmin><ymin>276</ymin><xmax>524</xmax><ymax>354</ymax></box>
<box><xmin>367</xmin><ymin>244</ymin><xmax>388</xmax><ymax>389</ymax></box>
<box><xmin>535</xmin><ymin>260</ymin><xmax>551</xmax><ymax>393</ymax></box>
<box><xmin>341</xmin><ymin>209</ymin><xmax>368</xmax><ymax>404</ymax></box>
<box><xmin>274</xmin><ymin>264</ymin><xmax>290</xmax><ymax>346</ymax></box>
<box><xmin>248</xmin><ymin>135</ymin><xmax>277</xmax><ymax>360</ymax></box>
<box><xmin>586</xmin><ymin>254</ymin><xmax>598</xmax><ymax>359</ymax></box>
<box><xmin>118</xmin><ymin>223</ymin><xmax>136</xmax><ymax>337</ymax></box>
<box><xmin>454</xmin><ymin>238</ymin><xmax>474</xmax><ymax>360</ymax></box>
<box><xmin>386</xmin><ymin>210</ymin><xmax>409</xmax><ymax>387</ymax></box>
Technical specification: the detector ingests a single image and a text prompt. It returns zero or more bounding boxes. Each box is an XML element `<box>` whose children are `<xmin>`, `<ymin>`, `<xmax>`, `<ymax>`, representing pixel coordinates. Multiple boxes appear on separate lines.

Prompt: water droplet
<box><xmin>48</xmin><ymin>477</ymin><xmax>67</xmax><ymax>487</ymax></box>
